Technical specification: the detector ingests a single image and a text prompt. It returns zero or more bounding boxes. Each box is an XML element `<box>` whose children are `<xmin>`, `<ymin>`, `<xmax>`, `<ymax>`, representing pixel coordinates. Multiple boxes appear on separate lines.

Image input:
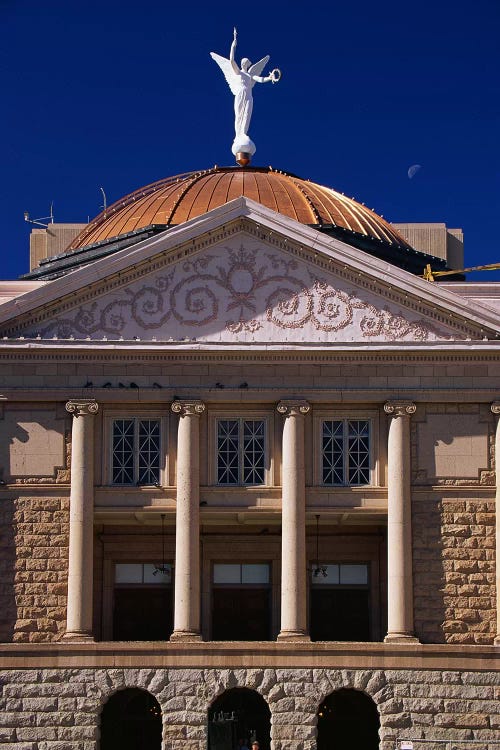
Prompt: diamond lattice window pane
<box><xmin>242</xmin><ymin>420</ymin><xmax>265</xmax><ymax>484</ymax></box>
<box><xmin>138</xmin><ymin>420</ymin><xmax>160</xmax><ymax>484</ymax></box>
<box><xmin>322</xmin><ymin>419</ymin><xmax>370</xmax><ymax>486</ymax></box>
<box><xmin>322</xmin><ymin>420</ymin><xmax>345</xmax><ymax>485</ymax></box>
<box><xmin>347</xmin><ymin>421</ymin><xmax>370</xmax><ymax>485</ymax></box>
<box><xmin>112</xmin><ymin>419</ymin><xmax>135</xmax><ymax>484</ymax></box>
<box><xmin>217</xmin><ymin>420</ymin><xmax>240</xmax><ymax>484</ymax></box>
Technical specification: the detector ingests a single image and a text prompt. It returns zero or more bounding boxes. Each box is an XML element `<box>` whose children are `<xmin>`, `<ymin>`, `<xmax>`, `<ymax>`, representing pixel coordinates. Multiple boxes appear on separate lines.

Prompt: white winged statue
<box><xmin>210</xmin><ymin>28</ymin><xmax>281</xmax><ymax>164</ymax></box>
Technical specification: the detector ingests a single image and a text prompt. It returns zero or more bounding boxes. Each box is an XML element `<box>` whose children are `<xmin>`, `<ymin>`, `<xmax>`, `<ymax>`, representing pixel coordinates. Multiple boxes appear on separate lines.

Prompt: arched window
<box><xmin>317</xmin><ymin>688</ymin><xmax>380</xmax><ymax>750</ymax></box>
<box><xmin>100</xmin><ymin>688</ymin><xmax>162</xmax><ymax>750</ymax></box>
<box><xmin>208</xmin><ymin>688</ymin><xmax>271</xmax><ymax>750</ymax></box>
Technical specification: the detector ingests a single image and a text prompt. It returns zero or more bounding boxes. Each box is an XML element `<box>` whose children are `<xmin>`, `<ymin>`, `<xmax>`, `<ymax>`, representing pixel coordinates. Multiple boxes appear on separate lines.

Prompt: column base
<box><xmin>61</xmin><ymin>631</ymin><xmax>95</xmax><ymax>643</ymax></box>
<box><xmin>277</xmin><ymin>630</ymin><xmax>310</xmax><ymax>642</ymax></box>
<box><xmin>384</xmin><ymin>633</ymin><xmax>420</xmax><ymax>644</ymax></box>
<box><xmin>170</xmin><ymin>630</ymin><xmax>203</xmax><ymax>643</ymax></box>
<box><xmin>493</xmin><ymin>635</ymin><xmax>500</xmax><ymax>646</ymax></box>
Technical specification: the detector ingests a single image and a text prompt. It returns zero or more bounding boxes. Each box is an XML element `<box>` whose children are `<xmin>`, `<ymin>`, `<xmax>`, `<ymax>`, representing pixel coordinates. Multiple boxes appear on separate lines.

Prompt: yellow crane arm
<box><xmin>423</xmin><ymin>262</ymin><xmax>500</xmax><ymax>281</ymax></box>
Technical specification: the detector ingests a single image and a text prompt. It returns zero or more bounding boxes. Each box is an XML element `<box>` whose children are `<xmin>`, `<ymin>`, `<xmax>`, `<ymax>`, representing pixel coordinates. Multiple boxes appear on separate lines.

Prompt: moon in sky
<box><xmin>408</xmin><ymin>164</ymin><xmax>422</xmax><ymax>179</ymax></box>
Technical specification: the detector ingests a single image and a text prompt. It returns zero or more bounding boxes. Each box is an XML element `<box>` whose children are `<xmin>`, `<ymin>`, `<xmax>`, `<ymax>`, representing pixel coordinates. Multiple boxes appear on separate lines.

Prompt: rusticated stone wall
<box><xmin>0</xmin><ymin>666</ymin><xmax>499</xmax><ymax>750</ymax></box>
<box><xmin>412</xmin><ymin>494</ymin><xmax>496</xmax><ymax>644</ymax></box>
<box><xmin>0</xmin><ymin>496</ymin><xmax>69</xmax><ymax>643</ymax></box>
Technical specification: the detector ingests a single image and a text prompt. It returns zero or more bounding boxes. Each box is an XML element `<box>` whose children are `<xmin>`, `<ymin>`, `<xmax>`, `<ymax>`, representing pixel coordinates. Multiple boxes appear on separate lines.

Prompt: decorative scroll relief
<box><xmin>26</xmin><ymin>244</ymin><xmax>462</xmax><ymax>343</ymax></box>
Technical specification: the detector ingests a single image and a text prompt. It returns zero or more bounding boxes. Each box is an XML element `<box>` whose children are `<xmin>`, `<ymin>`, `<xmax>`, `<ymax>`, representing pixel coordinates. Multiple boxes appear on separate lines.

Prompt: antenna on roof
<box><xmin>24</xmin><ymin>201</ymin><xmax>55</xmax><ymax>228</ymax></box>
<box><xmin>100</xmin><ymin>187</ymin><xmax>107</xmax><ymax>212</ymax></box>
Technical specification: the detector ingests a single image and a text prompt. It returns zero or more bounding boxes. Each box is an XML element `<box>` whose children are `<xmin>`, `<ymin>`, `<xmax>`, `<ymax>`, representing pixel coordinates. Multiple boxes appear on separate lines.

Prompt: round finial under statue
<box><xmin>236</xmin><ymin>152</ymin><xmax>251</xmax><ymax>166</ymax></box>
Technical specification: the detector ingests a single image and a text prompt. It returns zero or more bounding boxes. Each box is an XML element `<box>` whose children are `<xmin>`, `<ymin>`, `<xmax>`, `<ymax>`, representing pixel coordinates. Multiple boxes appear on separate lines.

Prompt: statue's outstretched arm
<box><xmin>252</xmin><ymin>75</ymin><xmax>273</xmax><ymax>84</ymax></box>
<box><xmin>230</xmin><ymin>27</ymin><xmax>239</xmax><ymax>75</ymax></box>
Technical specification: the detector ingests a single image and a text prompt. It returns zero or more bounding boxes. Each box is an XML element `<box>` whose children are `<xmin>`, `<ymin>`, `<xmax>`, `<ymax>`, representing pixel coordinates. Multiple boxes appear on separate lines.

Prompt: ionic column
<box><xmin>63</xmin><ymin>399</ymin><xmax>99</xmax><ymax>641</ymax></box>
<box><xmin>491</xmin><ymin>402</ymin><xmax>500</xmax><ymax>645</ymax></box>
<box><xmin>384</xmin><ymin>400</ymin><xmax>419</xmax><ymax>643</ymax></box>
<box><xmin>170</xmin><ymin>400</ymin><xmax>205</xmax><ymax>641</ymax></box>
<box><xmin>277</xmin><ymin>400</ymin><xmax>310</xmax><ymax>641</ymax></box>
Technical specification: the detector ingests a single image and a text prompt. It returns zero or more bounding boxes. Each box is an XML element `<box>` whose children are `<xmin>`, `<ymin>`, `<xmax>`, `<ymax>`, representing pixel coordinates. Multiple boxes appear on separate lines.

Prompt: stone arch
<box><xmin>317</xmin><ymin>688</ymin><xmax>380</xmax><ymax>750</ymax></box>
<box><xmin>208</xmin><ymin>687</ymin><xmax>272</xmax><ymax>750</ymax></box>
<box><xmin>99</xmin><ymin>687</ymin><xmax>162</xmax><ymax>750</ymax></box>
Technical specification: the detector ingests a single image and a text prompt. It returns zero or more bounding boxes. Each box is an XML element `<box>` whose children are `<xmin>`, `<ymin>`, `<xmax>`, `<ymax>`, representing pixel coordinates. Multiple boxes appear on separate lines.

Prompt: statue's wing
<box><xmin>210</xmin><ymin>52</ymin><xmax>240</xmax><ymax>95</ymax></box>
<box><xmin>248</xmin><ymin>55</ymin><xmax>270</xmax><ymax>78</ymax></box>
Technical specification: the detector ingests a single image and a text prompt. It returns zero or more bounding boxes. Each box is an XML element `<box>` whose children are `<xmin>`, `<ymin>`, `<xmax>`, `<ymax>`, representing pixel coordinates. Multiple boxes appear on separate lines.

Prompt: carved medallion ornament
<box><xmin>30</xmin><ymin>245</ymin><xmax>457</xmax><ymax>344</ymax></box>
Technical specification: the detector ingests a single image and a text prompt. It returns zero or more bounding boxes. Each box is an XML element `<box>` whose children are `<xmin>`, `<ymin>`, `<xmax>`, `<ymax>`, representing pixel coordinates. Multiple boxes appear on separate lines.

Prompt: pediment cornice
<box><xmin>0</xmin><ymin>198</ymin><xmax>499</xmax><ymax>340</ymax></box>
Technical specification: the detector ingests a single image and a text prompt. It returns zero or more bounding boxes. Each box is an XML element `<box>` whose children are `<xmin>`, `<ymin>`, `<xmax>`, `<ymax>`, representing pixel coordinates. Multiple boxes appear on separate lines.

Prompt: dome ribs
<box><xmin>225</xmin><ymin>170</ymin><xmax>245</xmax><ymax>203</ymax></box>
<box><xmin>67</xmin><ymin>172</ymin><xmax>195</xmax><ymax>250</ymax></box>
<box><xmin>288</xmin><ymin>178</ymin><xmax>333</xmax><ymax>225</ymax></box>
<box><xmin>206</xmin><ymin>171</ymin><xmax>232</xmax><ymax>213</ymax></box>
<box><xmin>66</xmin><ymin>167</ymin><xmax>413</xmax><ymax>255</ymax></box>
<box><xmin>164</xmin><ymin>171</ymin><xmax>210</xmax><ymax>224</ymax></box>
<box><xmin>133</xmin><ymin>183</ymin><xmax>178</xmax><ymax>229</ymax></box>
<box><xmin>256</xmin><ymin>173</ymin><xmax>279</xmax><ymax>214</ymax></box>
<box><xmin>326</xmin><ymin>189</ymin><xmax>371</xmax><ymax>236</ymax></box>
<box><xmin>179</xmin><ymin>171</ymin><xmax>223</xmax><ymax>221</ymax></box>
<box><xmin>304</xmin><ymin>183</ymin><xmax>351</xmax><ymax>228</ymax></box>
<box><xmin>338</xmin><ymin>194</ymin><xmax>392</xmax><ymax>243</ymax></box>
<box><xmin>243</xmin><ymin>171</ymin><xmax>262</xmax><ymax>208</ymax></box>
<box><xmin>268</xmin><ymin>174</ymin><xmax>301</xmax><ymax>222</ymax></box>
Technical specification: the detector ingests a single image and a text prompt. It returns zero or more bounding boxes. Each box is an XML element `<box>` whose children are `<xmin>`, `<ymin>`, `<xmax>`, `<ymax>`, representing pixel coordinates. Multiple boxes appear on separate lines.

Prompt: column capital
<box><xmin>66</xmin><ymin>399</ymin><xmax>99</xmax><ymax>417</ymax></box>
<box><xmin>171</xmin><ymin>400</ymin><xmax>205</xmax><ymax>417</ymax></box>
<box><xmin>491</xmin><ymin>402</ymin><xmax>500</xmax><ymax>416</ymax></box>
<box><xmin>277</xmin><ymin>400</ymin><xmax>310</xmax><ymax>417</ymax></box>
<box><xmin>384</xmin><ymin>400</ymin><xmax>416</xmax><ymax>418</ymax></box>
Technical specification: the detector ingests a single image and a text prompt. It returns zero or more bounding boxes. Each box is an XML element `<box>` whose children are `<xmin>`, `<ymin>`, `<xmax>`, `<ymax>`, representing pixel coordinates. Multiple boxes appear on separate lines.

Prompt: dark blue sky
<box><xmin>1</xmin><ymin>0</ymin><xmax>499</xmax><ymax>280</ymax></box>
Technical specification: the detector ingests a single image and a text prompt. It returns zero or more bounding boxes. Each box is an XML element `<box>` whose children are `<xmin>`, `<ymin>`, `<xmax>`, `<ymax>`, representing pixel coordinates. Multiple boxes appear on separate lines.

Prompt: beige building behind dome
<box><xmin>392</xmin><ymin>223</ymin><xmax>464</xmax><ymax>270</ymax></box>
<box><xmin>0</xmin><ymin>167</ymin><xmax>499</xmax><ymax>750</ymax></box>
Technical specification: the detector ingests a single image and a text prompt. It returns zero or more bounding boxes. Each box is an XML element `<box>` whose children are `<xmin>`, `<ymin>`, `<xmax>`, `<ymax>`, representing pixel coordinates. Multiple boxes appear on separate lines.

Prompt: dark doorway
<box><xmin>100</xmin><ymin>688</ymin><xmax>162</xmax><ymax>750</ymax></box>
<box><xmin>208</xmin><ymin>688</ymin><xmax>271</xmax><ymax>750</ymax></box>
<box><xmin>211</xmin><ymin>563</ymin><xmax>271</xmax><ymax>641</ymax></box>
<box><xmin>212</xmin><ymin>589</ymin><xmax>271</xmax><ymax>640</ymax></box>
<box><xmin>310</xmin><ymin>588</ymin><xmax>370</xmax><ymax>641</ymax></box>
<box><xmin>317</xmin><ymin>689</ymin><xmax>380</xmax><ymax>750</ymax></box>
<box><xmin>113</xmin><ymin>587</ymin><xmax>173</xmax><ymax>640</ymax></box>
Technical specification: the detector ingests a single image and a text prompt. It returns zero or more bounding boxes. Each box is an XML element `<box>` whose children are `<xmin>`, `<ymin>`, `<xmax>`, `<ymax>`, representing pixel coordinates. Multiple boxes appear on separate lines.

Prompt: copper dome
<box><xmin>68</xmin><ymin>167</ymin><xmax>412</xmax><ymax>252</ymax></box>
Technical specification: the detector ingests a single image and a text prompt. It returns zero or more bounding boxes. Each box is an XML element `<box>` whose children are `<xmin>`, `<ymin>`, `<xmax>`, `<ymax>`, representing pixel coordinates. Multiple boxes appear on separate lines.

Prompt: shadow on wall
<box><xmin>0</xmin><ymin>424</ymin><xmax>53</xmax><ymax>642</ymax></box>
<box><xmin>413</xmin><ymin>409</ymin><xmax>494</xmax><ymax>644</ymax></box>
<box><xmin>416</xmin><ymin>412</ymin><xmax>488</xmax><ymax>482</ymax></box>
<box><xmin>0</xmin><ymin>423</ymin><xmax>29</xmax><ymax>483</ymax></box>
<box><xmin>412</xmin><ymin>494</ymin><xmax>447</xmax><ymax>644</ymax></box>
<box><xmin>0</xmin><ymin>498</ymin><xmax>16</xmax><ymax>641</ymax></box>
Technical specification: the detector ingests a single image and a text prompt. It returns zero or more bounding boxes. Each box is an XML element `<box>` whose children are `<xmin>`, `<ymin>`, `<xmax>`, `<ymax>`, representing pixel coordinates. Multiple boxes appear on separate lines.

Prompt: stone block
<box><xmin>16</xmin><ymin>726</ymin><xmax>58</xmax><ymax>741</ymax></box>
<box><xmin>0</xmin><ymin>728</ymin><xmax>16</xmax><ymax>741</ymax></box>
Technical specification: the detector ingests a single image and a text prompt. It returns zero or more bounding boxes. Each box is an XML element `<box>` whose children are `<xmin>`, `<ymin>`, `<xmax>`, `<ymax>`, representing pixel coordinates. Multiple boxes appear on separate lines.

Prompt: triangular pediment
<box><xmin>1</xmin><ymin>198</ymin><xmax>499</xmax><ymax>346</ymax></box>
